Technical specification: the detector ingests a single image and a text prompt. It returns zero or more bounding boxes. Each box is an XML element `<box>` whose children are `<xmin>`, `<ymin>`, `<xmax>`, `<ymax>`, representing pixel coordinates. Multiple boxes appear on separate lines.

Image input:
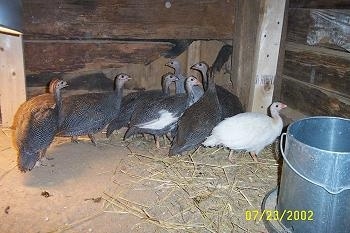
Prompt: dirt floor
<box><xmin>0</xmin><ymin>127</ymin><xmax>280</xmax><ymax>233</ymax></box>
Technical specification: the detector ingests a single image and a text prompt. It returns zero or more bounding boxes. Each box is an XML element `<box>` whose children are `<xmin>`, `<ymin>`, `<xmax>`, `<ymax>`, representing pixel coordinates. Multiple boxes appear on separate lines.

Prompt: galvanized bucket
<box><xmin>277</xmin><ymin>116</ymin><xmax>350</xmax><ymax>233</ymax></box>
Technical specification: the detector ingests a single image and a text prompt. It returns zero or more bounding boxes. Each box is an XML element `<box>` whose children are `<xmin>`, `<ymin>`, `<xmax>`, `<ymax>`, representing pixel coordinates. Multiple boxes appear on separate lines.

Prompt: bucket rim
<box><xmin>286</xmin><ymin>116</ymin><xmax>350</xmax><ymax>155</ymax></box>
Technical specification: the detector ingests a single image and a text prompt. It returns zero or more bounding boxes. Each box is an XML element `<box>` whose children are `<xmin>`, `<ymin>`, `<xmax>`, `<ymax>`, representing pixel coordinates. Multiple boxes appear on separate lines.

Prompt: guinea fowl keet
<box><xmin>202</xmin><ymin>102</ymin><xmax>287</xmax><ymax>162</ymax></box>
<box><xmin>169</xmin><ymin>68</ymin><xmax>221</xmax><ymax>156</ymax></box>
<box><xmin>191</xmin><ymin>61</ymin><xmax>244</xmax><ymax>120</ymax></box>
<box><xmin>166</xmin><ymin>59</ymin><xmax>204</xmax><ymax>103</ymax></box>
<box><xmin>125</xmin><ymin>75</ymin><xmax>202</xmax><ymax>148</ymax></box>
<box><xmin>58</xmin><ymin>73</ymin><xmax>130</xmax><ymax>145</ymax></box>
<box><xmin>14</xmin><ymin>79</ymin><xmax>68</xmax><ymax>172</ymax></box>
<box><xmin>106</xmin><ymin>72</ymin><xmax>178</xmax><ymax>138</ymax></box>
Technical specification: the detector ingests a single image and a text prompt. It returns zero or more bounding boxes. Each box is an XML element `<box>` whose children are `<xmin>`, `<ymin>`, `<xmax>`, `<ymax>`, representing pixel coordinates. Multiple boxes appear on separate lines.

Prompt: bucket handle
<box><xmin>280</xmin><ymin>133</ymin><xmax>350</xmax><ymax>195</ymax></box>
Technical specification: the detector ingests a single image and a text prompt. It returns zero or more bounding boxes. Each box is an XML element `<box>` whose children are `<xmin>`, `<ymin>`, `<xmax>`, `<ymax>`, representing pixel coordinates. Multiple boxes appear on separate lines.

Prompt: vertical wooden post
<box><xmin>186</xmin><ymin>40</ymin><xmax>201</xmax><ymax>75</ymax></box>
<box><xmin>273</xmin><ymin>0</ymin><xmax>289</xmax><ymax>102</ymax></box>
<box><xmin>231</xmin><ymin>0</ymin><xmax>265</xmax><ymax>111</ymax></box>
<box><xmin>232</xmin><ymin>0</ymin><xmax>287</xmax><ymax>113</ymax></box>
<box><xmin>0</xmin><ymin>33</ymin><xmax>26</xmax><ymax>127</ymax></box>
<box><xmin>249</xmin><ymin>0</ymin><xmax>287</xmax><ymax>113</ymax></box>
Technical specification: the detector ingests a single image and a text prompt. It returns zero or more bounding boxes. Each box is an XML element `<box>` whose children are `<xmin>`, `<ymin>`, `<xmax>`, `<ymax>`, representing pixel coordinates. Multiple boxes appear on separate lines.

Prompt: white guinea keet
<box><xmin>202</xmin><ymin>102</ymin><xmax>287</xmax><ymax>162</ymax></box>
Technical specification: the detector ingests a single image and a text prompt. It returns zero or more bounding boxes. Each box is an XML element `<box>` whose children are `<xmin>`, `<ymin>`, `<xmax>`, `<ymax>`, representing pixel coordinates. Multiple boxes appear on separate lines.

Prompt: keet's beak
<box><xmin>190</xmin><ymin>64</ymin><xmax>198</xmax><ymax>70</ymax></box>
<box><xmin>194</xmin><ymin>79</ymin><xmax>203</xmax><ymax>87</ymax></box>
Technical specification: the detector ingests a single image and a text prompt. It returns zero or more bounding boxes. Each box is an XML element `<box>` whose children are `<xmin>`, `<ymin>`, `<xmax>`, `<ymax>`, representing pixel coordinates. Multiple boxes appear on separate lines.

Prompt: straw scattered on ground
<box><xmin>102</xmin><ymin>133</ymin><xmax>280</xmax><ymax>233</ymax></box>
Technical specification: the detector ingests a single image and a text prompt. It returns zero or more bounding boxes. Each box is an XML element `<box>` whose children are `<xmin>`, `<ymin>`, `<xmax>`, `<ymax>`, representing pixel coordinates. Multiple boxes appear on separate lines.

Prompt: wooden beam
<box><xmin>231</xmin><ymin>0</ymin><xmax>265</xmax><ymax>111</ymax></box>
<box><xmin>186</xmin><ymin>41</ymin><xmax>201</xmax><ymax>75</ymax></box>
<box><xmin>273</xmin><ymin>0</ymin><xmax>290</xmax><ymax>102</ymax></box>
<box><xmin>284</xmin><ymin>42</ymin><xmax>350</xmax><ymax>97</ymax></box>
<box><xmin>0</xmin><ymin>33</ymin><xmax>26</xmax><ymax>127</ymax></box>
<box><xmin>289</xmin><ymin>0</ymin><xmax>350</xmax><ymax>9</ymax></box>
<box><xmin>286</xmin><ymin>9</ymin><xmax>350</xmax><ymax>52</ymax></box>
<box><xmin>281</xmin><ymin>75</ymin><xmax>350</xmax><ymax>117</ymax></box>
<box><xmin>24</xmin><ymin>40</ymin><xmax>173</xmax><ymax>73</ymax></box>
<box><xmin>248</xmin><ymin>0</ymin><xmax>287</xmax><ymax>113</ymax></box>
<box><xmin>232</xmin><ymin>0</ymin><xmax>287</xmax><ymax>113</ymax></box>
<box><xmin>23</xmin><ymin>0</ymin><xmax>235</xmax><ymax>40</ymax></box>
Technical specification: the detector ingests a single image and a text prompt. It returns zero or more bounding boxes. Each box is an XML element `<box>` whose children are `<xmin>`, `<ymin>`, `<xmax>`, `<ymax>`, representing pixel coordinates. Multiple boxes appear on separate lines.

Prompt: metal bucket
<box><xmin>277</xmin><ymin>116</ymin><xmax>350</xmax><ymax>233</ymax></box>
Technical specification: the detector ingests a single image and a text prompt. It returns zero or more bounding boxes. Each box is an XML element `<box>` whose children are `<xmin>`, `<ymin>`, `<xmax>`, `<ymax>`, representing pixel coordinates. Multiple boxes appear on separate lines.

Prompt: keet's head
<box><xmin>165</xmin><ymin>59</ymin><xmax>180</xmax><ymax>70</ymax></box>
<box><xmin>186</xmin><ymin>76</ymin><xmax>202</xmax><ymax>88</ymax></box>
<box><xmin>49</xmin><ymin>79</ymin><xmax>68</xmax><ymax>92</ymax></box>
<box><xmin>162</xmin><ymin>73</ymin><xmax>178</xmax><ymax>85</ymax></box>
<box><xmin>270</xmin><ymin>102</ymin><xmax>287</xmax><ymax>113</ymax></box>
<box><xmin>191</xmin><ymin>61</ymin><xmax>208</xmax><ymax>72</ymax></box>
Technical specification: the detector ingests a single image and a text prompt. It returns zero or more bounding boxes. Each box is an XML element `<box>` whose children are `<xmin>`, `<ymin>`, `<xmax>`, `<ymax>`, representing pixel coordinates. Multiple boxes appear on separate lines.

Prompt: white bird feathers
<box><xmin>203</xmin><ymin>102</ymin><xmax>287</xmax><ymax>161</ymax></box>
<box><xmin>136</xmin><ymin>110</ymin><xmax>179</xmax><ymax>130</ymax></box>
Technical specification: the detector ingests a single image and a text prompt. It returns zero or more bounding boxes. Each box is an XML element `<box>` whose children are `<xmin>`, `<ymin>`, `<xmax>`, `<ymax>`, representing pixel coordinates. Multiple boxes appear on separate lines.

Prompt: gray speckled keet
<box><xmin>57</xmin><ymin>74</ymin><xmax>130</xmax><ymax>144</ymax></box>
<box><xmin>15</xmin><ymin>79</ymin><xmax>68</xmax><ymax>172</ymax></box>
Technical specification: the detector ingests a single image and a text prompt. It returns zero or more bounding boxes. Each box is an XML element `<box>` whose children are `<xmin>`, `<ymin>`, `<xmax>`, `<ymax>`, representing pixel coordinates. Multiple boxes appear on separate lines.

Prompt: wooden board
<box><xmin>24</xmin><ymin>40</ymin><xmax>173</xmax><ymax>73</ymax></box>
<box><xmin>281</xmin><ymin>75</ymin><xmax>350</xmax><ymax>118</ymax></box>
<box><xmin>231</xmin><ymin>0</ymin><xmax>264</xmax><ymax>111</ymax></box>
<box><xmin>284</xmin><ymin>42</ymin><xmax>350</xmax><ymax>97</ymax></box>
<box><xmin>248</xmin><ymin>0</ymin><xmax>287</xmax><ymax>113</ymax></box>
<box><xmin>23</xmin><ymin>0</ymin><xmax>235</xmax><ymax>40</ymax></box>
<box><xmin>0</xmin><ymin>34</ymin><xmax>26</xmax><ymax>127</ymax></box>
<box><xmin>231</xmin><ymin>0</ymin><xmax>287</xmax><ymax>113</ymax></box>
<box><xmin>186</xmin><ymin>41</ymin><xmax>201</xmax><ymax>75</ymax></box>
<box><xmin>286</xmin><ymin>9</ymin><xmax>350</xmax><ymax>52</ymax></box>
<box><xmin>273</xmin><ymin>0</ymin><xmax>290</xmax><ymax>102</ymax></box>
<box><xmin>289</xmin><ymin>0</ymin><xmax>350</xmax><ymax>9</ymax></box>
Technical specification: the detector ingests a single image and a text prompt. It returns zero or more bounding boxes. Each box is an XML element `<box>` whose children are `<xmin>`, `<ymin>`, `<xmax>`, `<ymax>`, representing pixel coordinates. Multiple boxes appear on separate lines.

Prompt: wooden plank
<box><xmin>0</xmin><ymin>33</ymin><xmax>26</xmax><ymax>127</ymax></box>
<box><xmin>284</xmin><ymin>42</ymin><xmax>350</xmax><ymax>97</ymax></box>
<box><xmin>231</xmin><ymin>0</ymin><xmax>264</xmax><ymax>111</ymax></box>
<box><xmin>289</xmin><ymin>0</ymin><xmax>350</xmax><ymax>9</ymax></box>
<box><xmin>186</xmin><ymin>41</ymin><xmax>201</xmax><ymax>75</ymax></box>
<box><xmin>24</xmin><ymin>40</ymin><xmax>173</xmax><ymax>73</ymax></box>
<box><xmin>23</xmin><ymin>0</ymin><xmax>235</xmax><ymax>40</ymax></box>
<box><xmin>281</xmin><ymin>75</ymin><xmax>350</xmax><ymax>118</ymax></box>
<box><xmin>248</xmin><ymin>0</ymin><xmax>287</xmax><ymax>113</ymax></box>
<box><xmin>273</xmin><ymin>0</ymin><xmax>290</xmax><ymax>101</ymax></box>
<box><xmin>199</xmin><ymin>40</ymin><xmax>232</xmax><ymax>87</ymax></box>
<box><xmin>287</xmin><ymin>9</ymin><xmax>350</xmax><ymax>52</ymax></box>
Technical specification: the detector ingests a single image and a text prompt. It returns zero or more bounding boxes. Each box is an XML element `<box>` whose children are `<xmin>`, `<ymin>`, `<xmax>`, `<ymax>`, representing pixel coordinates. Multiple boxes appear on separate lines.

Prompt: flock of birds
<box><xmin>13</xmin><ymin>56</ymin><xmax>287</xmax><ymax>172</ymax></box>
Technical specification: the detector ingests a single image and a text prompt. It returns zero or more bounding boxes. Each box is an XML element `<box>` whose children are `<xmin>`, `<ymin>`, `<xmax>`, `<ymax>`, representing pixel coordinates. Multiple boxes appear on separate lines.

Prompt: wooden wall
<box><xmin>277</xmin><ymin>1</ymin><xmax>350</xmax><ymax>118</ymax></box>
<box><xmin>22</xmin><ymin>0</ymin><xmax>236</xmax><ymax>98</ymax></box>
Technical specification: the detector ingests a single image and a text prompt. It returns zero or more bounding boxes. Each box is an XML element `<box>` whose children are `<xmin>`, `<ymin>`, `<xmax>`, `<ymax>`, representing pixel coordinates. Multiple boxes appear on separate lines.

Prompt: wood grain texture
<box><xmin>231</xmin><ymin>0</ymin><xmax>265</xmax><ymax>111</ymax></box>
<box><xmin>24</xmin><ymin>40</ymin><xmax>173</xmax><ymax>73</ymax></box>
<box><xmin>286</xmin><ymin>8</ymin><xmax>350</xmax><ymax>51</ymax></box>
<box><xmin>0</xmin><ymin>34</ymin><xmax>26</xmax><ymax>127</ymax></box>
<box><xmin>283</xmin><ymin>42</ymin><xmax>350</xmax><ymax>97</ymax></box>
<box><xmin>248</xmin><ymin>0</ymin><xmax>287</xmax><ymax>113</ymax></box>
<box><xmin>23</xmin><ymin>0</ymin><xmax>235</xmax><ymax>40</ymax></box>
<box><xmin>289</xmin><ymin>0</ymin><xmax>350</xmax><ymax>9</ymax></box>
<box><xmin>273</xmin><ymin>0</ymin><xmax>289</xmax><ymax>101</ymax></box>
<box><xmin>281</xmin><ymin>76</ymin><xmax>350</xmax><ymax>118</ymax></box>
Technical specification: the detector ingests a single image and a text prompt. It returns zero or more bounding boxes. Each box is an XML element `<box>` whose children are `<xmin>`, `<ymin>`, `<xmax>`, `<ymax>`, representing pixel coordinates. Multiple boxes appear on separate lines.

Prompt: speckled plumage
<box><xmin>125</xmin><ymin>76</ymin><xmax>202</xmax><ymax>142</ymax></box>
<box><xmin>166</xmin><ymin>60</ymin><xmax>204</xmax><ymax>102</ymax></box>
<box><xmin>169</xmin><ymin>69</ymin><xmax>222</xmax><ymax>156</ymax></box>
<box><xmin>14</xmin><ymin>79</ymin><xmax>68</xmax><ymax>172</ymax></box>
<box><xmin>191</xmin><ymin>61</ymin><xmax>243</xmax><ymax>120</ymax></box>
<box><xmin>57</xmin><ymin>74</ymin><xmax>130</xmax><ymax>143</ymax></box>
<box><xmin>106</xmin><ymin>73</ymin><xmax>177</xmax><ymax>138</ymax></box>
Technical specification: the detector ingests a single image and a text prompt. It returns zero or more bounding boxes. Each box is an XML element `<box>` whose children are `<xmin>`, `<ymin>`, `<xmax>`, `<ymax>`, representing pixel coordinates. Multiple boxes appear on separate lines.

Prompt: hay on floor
<box><xmin>103</xmin><ymin>134</ymin><xmax>279</xmax><ymax>233</ymax></box>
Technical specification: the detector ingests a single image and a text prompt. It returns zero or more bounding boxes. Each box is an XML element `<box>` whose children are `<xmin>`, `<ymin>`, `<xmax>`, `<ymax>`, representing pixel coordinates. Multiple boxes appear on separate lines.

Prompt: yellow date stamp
<box><xmin>245</xmin><ymin>209</ymin><xmax>314</xmax><ymax>222</ymax></box>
